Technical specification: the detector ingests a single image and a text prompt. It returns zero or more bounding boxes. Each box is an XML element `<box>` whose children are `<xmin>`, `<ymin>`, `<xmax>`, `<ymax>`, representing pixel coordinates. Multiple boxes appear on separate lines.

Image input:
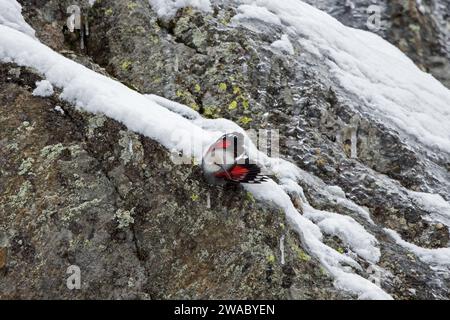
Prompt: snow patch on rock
<box><xmin>0</xmin><ymin>0</ymin><xmax>35</xmax><ymax>38</ymax></box>
<box><xmin>304</xmin><ymin>205</ymin><xmax>380</xmax><ymax>264</ymax></box>
<box><xmin>271</xmin><ymin>34</ymin><xmax>295</xmax><ymax>55</ymax></box>
<box><xmin>408</xmin><ymin>191</ymin><xmax>450</xmax><ymax>228</ymax></box>
<box><xmin>385</xmin><ymin>228</ymin><xmax>450</xmax><ymax>272</ymax></box>
<box><xmin>148</xmin><ymin>0</ymin><xmax>212</xmax><ymax>19</ymax></box>
<box><xmin>32</xmin><ymin>80</ymin><xmax>54</xmax><ymax>97</ymax></box>
<box><xmin>231</xmin><ymin>4</ymin><xmax>282</xmax><ymax>26</ymax></box>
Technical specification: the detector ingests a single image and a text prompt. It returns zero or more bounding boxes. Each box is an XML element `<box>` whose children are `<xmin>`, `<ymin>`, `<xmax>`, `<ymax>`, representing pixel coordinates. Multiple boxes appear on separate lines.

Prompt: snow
<box><xmin>327</xmin><ymin>185</ymin><xmax>346</xmax><ymax>198</ymax></box>
<box><xmin>294</xmin><ymin>170</ymin><xmax>375</xmax><ymax>224</ymax></box>
<box><xmin>304</xmin><ymin>205</ymin><xmax>380</xmax><ymax>264</ymax></box>
<box><xmin>333</xmin><ymin>270</ymin><xmax>390</xmax><ymax>300</ymax></box>
<box><xmin>271</xmin><ymin>34</ymin><xmax>295</xmax><ymax>55</ymax></box>
<box><xmin>408</xmin><ymin>191</ymin><xmax>450</xmax><ymax>228</ymax></box>
<box><xmin>0</xmin><ymin>25</ymin><xmax>214</xmax><ymax>161</ymax></box>
<box><xmin>280</xmin><ymin>178</ymin><xmax>308</xmax><ymax>203</ymax></box>
<box><xmin>147</xmin><ymin>94</ymin><xmax>200</xmax><ymax>120</ymax></box>
<box><xmin>231</xmin><ymin>4</ymin><xmax>282</xmax><ymax>26</ymax></box>
<box><xmin>148</xmin><ymin>0</ymin><xmax>212</xmax><ymax>19</ymax></box>
<box><xmin>54</xmin><ymin>105</ymin><xmax>65</xmax><ymax>115</ymax></box>
<box><xmin>235</xmin><ymin>0</ymin><xmax>450</xmax><ymax>154</ymax></box>
<box><xmin>32</xmin><ymin>80</ymin><xmax>54</xmax><ymax>97</ymax></box>
<box><xmin>0</xmin><ymin>0</ymin><xmax>35</xmax><ymax>38</ymax></box>
<box><xmin>385</xmin><ymin>228</ymin><xmax>450</xmax><ymax>270</ymax></box>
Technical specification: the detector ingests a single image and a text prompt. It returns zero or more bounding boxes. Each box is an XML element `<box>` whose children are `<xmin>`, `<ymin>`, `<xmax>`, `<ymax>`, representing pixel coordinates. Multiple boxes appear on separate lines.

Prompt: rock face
<box><xmin>0</xmin><ymin>0</ymin><xmax>449</xmax><ymax>299</ymax></box>
<box><xmin>0</xmin><ymin>63</ymin><xmax>343</xmax><ymax>299</ymax></box>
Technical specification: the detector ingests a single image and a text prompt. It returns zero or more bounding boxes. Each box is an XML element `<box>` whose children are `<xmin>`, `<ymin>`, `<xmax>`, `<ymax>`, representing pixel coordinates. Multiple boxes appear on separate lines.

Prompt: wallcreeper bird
<box><xmin>201</xmin><ymin>132</ymin><xmax>268</xmax><ymax>185</ymax></box>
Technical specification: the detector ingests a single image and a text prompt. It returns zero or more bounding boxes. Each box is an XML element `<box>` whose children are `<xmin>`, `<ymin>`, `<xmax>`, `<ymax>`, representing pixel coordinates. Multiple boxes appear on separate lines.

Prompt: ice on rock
<box><xmin>271</xmin><ymin>34</ymin><xmax>295</xmax><ymax>55</ymax></box>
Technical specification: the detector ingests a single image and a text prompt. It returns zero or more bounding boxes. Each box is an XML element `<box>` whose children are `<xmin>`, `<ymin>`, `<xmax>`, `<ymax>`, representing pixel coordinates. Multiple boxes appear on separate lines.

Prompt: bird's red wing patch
<box><xmin>215</xmin><ymin>139</ymin><xmax>231</xmax><ymax>149</ymax></box>
<box><xmin>229</xmin><ymin>165</ymin><xmax>249</xmax><ymax>179</ymax></box>
<box><xmin>214</xmin><ymin>171</ymin><xmax>226</xmax><ymax>178</ymax></box>
<box><xmin>214</xmin><ymin>165</ymin><xmax>248</xmax><ymax>180</ymax></box>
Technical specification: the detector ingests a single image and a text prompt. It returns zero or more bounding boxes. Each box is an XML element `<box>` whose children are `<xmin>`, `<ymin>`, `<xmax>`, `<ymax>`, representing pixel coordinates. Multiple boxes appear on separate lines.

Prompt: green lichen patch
<box><xmin>292</xmin><ymin>246</ymin><xmax>311</xmax><ymax>262</ymax></box>
<box><xmin>104</xmin><ymin>8</ymin><xmax>113</xmax><ymax>16</ymax></box>
<box><xmin>203</xmin><ymin>106</ymin><xmax>220</xmax><ymax>118</ymax></box>
<box><xmin>267</xmin><ymin>254</ymin><xmax>276</xmax><ymax>264</ymax></box>
<box><xmin>121</xmin><ymin>60</ymin><xmax>133</xmax><ymax>71</ymax></box>
<box><xmin>239</xmin><ymin>116</ymin><xmax>252</xmax><ymax>125</ymax></box>
<box><xmin>127</xmin><ymin>2</ymin><xmax>138</xmax><ymax>11</ymax></box>
<box><xmin>245</xmin><ymin>192</ymin><xmax>255</xmax><ymax>203</ymax></box>
<box><xmin>228</xmin><ymin>100</ymin><xmax>238</xmax><ymax>110</ymax></box>
<box><xmin>218</xmin><ymin>82</ymin><xmax>227</xmax><ymax>92</ymax></box>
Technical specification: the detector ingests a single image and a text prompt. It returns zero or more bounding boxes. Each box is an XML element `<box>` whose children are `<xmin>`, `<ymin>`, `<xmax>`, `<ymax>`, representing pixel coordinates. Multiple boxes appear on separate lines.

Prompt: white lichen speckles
<box><xmin>40</xmin><ymin>143</ymin><xmax>65</xmax><ymax>161</ymax></box>
<box><xmin>36</xmin><ymin>209</ymin><xmax>55</xmax><ymax>224</ymax></box>
<box><xmin>115</xmin><ymin>208</ymin><xmax>135</xmax><ymax>229</ymax></box>
<box><xmin>118</xmin><ymin>130</ymin><xmax>144</xmax><ymax>165</ymax></box>
<box><xmin>9</xmin><ymin>180</ymin><xmax>33</xmax><ymax>208</ymax></box>
<box><xmin>62</xmin><ymin>198</ymin><xmax>102</xmax><ymax>223</ymax></box>
<box><xmin>87</xmin><ymin>115</ymin><xmax>107</xmax><ymax>138</ymax></box>
<box><xmin>17</xmin><ymin>180</ymin><xmax>32</xmax><ymax>199</ymax></box>
<box><xmin>18</xmin><ymin>157</ymin><xmax>34</xmax><ymax>175</ymax></box>
<box><xmin>7</xmin><ymin>142</ymin><xmax>19</xmax><ymax>151</ymax></box>
<box><xmin>17</xmin><ymin>121</ymin><xmax>35</xmax><ymax>134</ymax></box>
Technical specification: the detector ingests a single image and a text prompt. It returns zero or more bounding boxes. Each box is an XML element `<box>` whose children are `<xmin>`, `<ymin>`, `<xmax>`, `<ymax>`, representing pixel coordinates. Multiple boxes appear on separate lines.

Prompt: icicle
<box><xmin>128</xmin><ymin>139</ymin><xmax>133</xmax><ymax>155</ymax></box>
<box><xmin>350</xmin><ymin>126</ymin><xmax>357</xmax><ymax>159</ymax></box>
<box><xmin>280</xmin><ymin>234</ymin><xmax>285</xmax><ymax>265</ymax></box>
<box><xmin>206</xmin><ymin>192</ymin><xmax>211</xmax><ymax>209</ymax></box>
